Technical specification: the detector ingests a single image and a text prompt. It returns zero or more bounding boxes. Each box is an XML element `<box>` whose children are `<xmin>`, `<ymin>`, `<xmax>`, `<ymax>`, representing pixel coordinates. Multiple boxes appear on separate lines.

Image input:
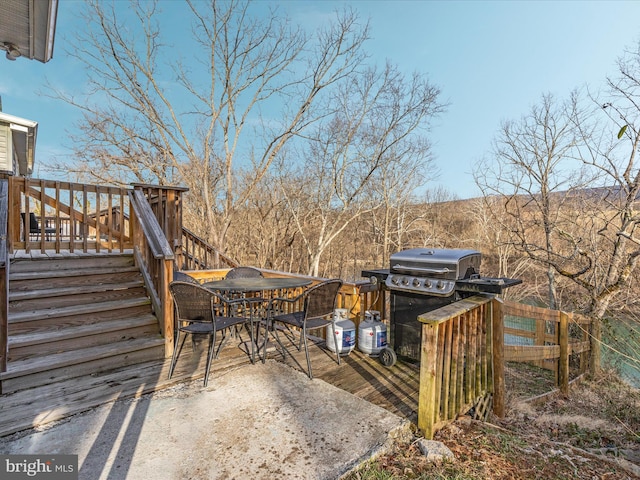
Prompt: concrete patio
<box><xmin>0</xmin><ymin>360</ymin><xmax>412</xmax><ymax>479</ymax></box>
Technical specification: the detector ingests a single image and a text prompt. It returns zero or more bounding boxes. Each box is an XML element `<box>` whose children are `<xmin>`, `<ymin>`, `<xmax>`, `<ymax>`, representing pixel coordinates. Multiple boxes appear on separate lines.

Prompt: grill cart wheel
<box><xmin>379</xmin><ymin>347</ymin><xmax>397</xmax><ymax>367</ymax></box>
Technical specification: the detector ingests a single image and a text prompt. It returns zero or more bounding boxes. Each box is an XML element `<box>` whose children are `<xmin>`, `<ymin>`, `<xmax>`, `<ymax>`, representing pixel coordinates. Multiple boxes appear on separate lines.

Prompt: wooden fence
<box><xmin>502</xmin><ymin>300</ymin><xmax>592</xmax><ymax>394</ymax></box>
<box><xmin>181</xmin><ymin>227</ymin><xmax>238</xmax><ymax>271</ymax></box>
<box><xmin>413</xmin><ymin>296</ymin><xmax>594</xmax><ymax>438</ymax></box>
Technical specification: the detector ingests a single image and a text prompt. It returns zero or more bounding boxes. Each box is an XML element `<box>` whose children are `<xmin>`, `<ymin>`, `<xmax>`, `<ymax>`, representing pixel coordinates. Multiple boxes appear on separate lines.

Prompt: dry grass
<box><xmin>344</xmin><ymin>366</ymin><xmax>640</xmax><ymax>480</ymax></box>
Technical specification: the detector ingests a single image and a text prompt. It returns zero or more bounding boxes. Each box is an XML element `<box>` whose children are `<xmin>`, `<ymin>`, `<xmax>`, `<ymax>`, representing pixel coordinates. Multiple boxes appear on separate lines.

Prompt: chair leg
<box><xmin>213</xmin><ymin>329</ymin><xmax>233</xmax><ymax>359</ymax></box>
<box><xmin>261</xmin><ymin>318</ymin><xmax>268</xmax><ymax>364</ymax></box>
<box><xmin>247</xmin><ymin>311</ymin><xmax>256</xmax><ymax>364</ymax></box>
<box><xmin>168</xmin><ymin>332</ymin><xmax>188</xmax><ymax>379</ymax></box>
<box><xmin>301</xmin><ymin>326</ymin><xmax>313</xmax><ymax>379</ymax></box>
<box><xmin>204</xmin><ymin>331</ymin><xmax>217</xmax><ymax>387</ymax></box>
<box><xmin>272</xmin><ymin>324</ymin><xmax>289</xmax><ymax>361</ymax></box>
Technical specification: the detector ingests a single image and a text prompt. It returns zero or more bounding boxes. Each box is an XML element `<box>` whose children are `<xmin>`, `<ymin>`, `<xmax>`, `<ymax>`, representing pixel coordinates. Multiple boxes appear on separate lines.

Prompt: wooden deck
<box><xmin>0</xmin><ymin>333</ymin><xmax>419</xmax><ymax>437</ymax></box>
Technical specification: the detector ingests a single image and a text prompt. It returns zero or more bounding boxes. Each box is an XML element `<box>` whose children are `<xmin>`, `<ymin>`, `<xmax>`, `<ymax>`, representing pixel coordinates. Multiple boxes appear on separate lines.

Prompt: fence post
<box><xmin>418</xmin><ymin>321</ymin><xmax>440</xmax><ymax>439</ymax></box>
<box><xmin>558</xmin><ymin>311</ymin><xmax>569</xmax><ymax>395</ymax></box>
<box><xmin>534</xmin><ymin>309</ymin><xmax>546</xmax><ymax>368</ymax></box>
<box><xmin>491</xmin><ymin>297</ymin><xmax>505</xmax><ymax>418</ymax></box>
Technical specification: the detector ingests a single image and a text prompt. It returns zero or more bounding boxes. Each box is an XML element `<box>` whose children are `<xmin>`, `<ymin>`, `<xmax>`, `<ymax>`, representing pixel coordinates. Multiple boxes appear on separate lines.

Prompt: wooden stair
<box><xmin>0</xmin><ymin>253</ymin><xmax>165</xmax><ymax>395</ymax></box>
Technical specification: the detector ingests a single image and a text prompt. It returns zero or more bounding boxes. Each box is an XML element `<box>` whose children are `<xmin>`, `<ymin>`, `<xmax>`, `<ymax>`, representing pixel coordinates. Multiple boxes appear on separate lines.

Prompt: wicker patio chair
<box><xmin>173</xmin><ymin>271</ymin><xmax>200</xmax><ymax>284</ymax></box>
<box><xmin>224</xmin><ymin>266</ymin><xmax>264</xmax><ymax>316</ymax></box>
<box><xmin>224</xmin><ymin>266</ymin><xmax>263</xmax><ymax>279</ymax></box>
<box><xmin>168</xmin><ymin>281</ymin><xmax>252</xmax><ymax>386</ymax></box>
<box><xmin>269</xmin><ymin>279</ymin><xmax>343</xmax><ymax>379</ymax></box>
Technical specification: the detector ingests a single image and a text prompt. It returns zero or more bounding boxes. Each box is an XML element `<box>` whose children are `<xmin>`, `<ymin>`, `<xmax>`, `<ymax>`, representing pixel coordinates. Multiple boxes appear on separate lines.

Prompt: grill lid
<box><xmin>363</xmin><ymin>248</ymin><xmax>521</xmax><ymax>297</ymax></box>
<box><xmin>390</xmin><ymin>248</ymin><xmax>480</xmax><ymax>278</ymax></box>
<box><xmin>386</xmin><ymin>248</ymin><xmax>482</xmax><ymax>296</ymax></box>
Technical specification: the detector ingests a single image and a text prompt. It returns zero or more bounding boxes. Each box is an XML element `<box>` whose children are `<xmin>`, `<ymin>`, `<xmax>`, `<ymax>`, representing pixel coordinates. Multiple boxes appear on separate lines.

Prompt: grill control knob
<box><xmin>412</xmin><ymin>278</ymin><xmax>421</xmax><ymax>287</ymax></box>
<box><xmin>401</xmin><ymin>277</ymin><xmax>410</xmax><ymax>286</ymax></box>
<box><xmin>391</xmin><ymin>276</ymin><xmax>400</xmax><ymax>285</ymax></box>
<box><xmin>424</xmin><ymin>280</ymin><xmax>432</xmax><ymax>288</ymax></box>
<box><xmin>436</xmin><ymin>280</ymin><xmax>445</xmax><ymax>290</ymax></box>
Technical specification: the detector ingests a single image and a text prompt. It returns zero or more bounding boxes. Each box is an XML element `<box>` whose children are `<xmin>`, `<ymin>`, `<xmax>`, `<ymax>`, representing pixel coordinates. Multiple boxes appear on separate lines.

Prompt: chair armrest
<box><xmin>268</xmin><ymin>292</ymin><xmax>306</xmax><ymax>317</ymax></box>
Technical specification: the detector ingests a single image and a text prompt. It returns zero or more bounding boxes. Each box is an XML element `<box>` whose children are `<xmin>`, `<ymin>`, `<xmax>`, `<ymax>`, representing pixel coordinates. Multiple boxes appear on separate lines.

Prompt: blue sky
<box><xmin>2</xmin><ymin>0</ymin><xmax>640</xmax><ymax>199</ymax></box>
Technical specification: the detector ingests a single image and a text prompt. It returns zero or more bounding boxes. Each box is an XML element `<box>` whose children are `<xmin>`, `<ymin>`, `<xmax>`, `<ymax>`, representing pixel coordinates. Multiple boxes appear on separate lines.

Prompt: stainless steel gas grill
<box><xmin>362</xmin><ymin>248</ymin><xmax>521</xmax><ymax>363</ymax></box>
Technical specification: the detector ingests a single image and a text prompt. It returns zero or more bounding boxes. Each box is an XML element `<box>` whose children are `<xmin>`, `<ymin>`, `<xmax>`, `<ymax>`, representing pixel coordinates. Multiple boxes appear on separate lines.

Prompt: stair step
<box><xmin>2</xmin><ymin>252</ymin><xmax>165</xmax><ymax>396</ymax></box>
<box><xmin>8</xmin><ymin>314</ymin><xmax>159</xmax><ymax>350</ymax></box>
<box><xmin>9</xmin><ymin>265</ymin><xmax>140</xmax><ymax>281</ymax></box>
<box><xmin>9</xmin><ymin>270</ymin><xmax>144</xmax><ymax>292</ymax></box>
<box><xmin>9</xmin><ymin>280</ymin><xmax>144</xmax><ymax>301</ymax></box>
<box><xmin>9</xmin><ymin>285</ymin><xmax>148</xmax><ymax>314</ymax></box>
<box><xmin>1</xmin><ymin>337</ymin><xmax>164</xmax><ymax>379</ymax></box>
<box><xmin>8</xmin><ymin>297</ymin><xmax>152</xmax><ymax>324</ymax></box>
<box><xmin>9</xmin><ymin>254</ymin><xmax>134</xmax><ymax>273</ymax></box>
<box><xmin>0</xmin><ymin>337</ymin><xmax>165</xmax><ymax>394</ymax></box>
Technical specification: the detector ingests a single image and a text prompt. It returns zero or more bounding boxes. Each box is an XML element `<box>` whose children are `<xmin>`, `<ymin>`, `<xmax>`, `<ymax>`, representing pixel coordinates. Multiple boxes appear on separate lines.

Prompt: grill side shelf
<box><xmin>455</xmin><ymin>277</ymin><xmax>522</xmax><ymax>294</ymax></box>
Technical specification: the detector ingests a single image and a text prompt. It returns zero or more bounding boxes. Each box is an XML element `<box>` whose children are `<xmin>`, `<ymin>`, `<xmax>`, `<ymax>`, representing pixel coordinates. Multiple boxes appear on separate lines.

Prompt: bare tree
<box><xmin>474</xmin><ymin>92</ymin><xmax>591</xmax><ymax>309</ymax></box>
<box><xmin>366</xmin><ymin>147</ymin><xmax>442</xmax><ymax>267</ymax></box>
<box><xmin>47</xmin><ymin>0</ymin><xmax>369</xmax><ymax>253</ymax></box>
<box><xmin>475</xmin><ymin>43</ymin><xmax>640</xmax><ymax>372</ymax></box>
<box><xmin>278</xmin><ymin>62</ymin><xmax>445</xmax><ymax>277</ymax></box>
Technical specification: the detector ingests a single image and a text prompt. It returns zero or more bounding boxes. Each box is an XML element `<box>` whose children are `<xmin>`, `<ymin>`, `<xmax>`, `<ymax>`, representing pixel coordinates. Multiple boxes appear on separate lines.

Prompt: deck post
<box><xmin>417</xmin><ymin>321</ymin><xmax>440</xmax><ymax>439</ymax></box>
<box><xmin>491</xmin><ymin>297</ymin><xmax>505</xmax><ymax>418</ymax></box>
<box><xmin>163</xmin><ymin>258</ymin><xmax>174</xmax><ymax>358</ymax></box>
<box><xmin>0</xmin><ymin>178</ymin><xmax>8</xmax><ymax>374</ymax></box>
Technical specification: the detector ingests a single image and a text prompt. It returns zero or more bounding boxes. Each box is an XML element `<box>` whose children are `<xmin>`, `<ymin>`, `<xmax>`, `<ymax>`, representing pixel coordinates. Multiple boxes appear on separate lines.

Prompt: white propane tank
<box><xmin>326</xmin><ymin>308</ymin><xmax>356</xmax><ymax>356</ymax></box>
<box><xmin>358</xmin><ymin>310</ymin><xmax>387</xmax><ymax>356</ymax></box>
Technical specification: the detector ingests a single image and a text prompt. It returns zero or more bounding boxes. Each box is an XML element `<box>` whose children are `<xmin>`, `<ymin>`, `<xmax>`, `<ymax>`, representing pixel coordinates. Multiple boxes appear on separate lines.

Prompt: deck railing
<box><xmin>128</xmin><ymin>188</ymin><xmax>175</xmax><ymax>357</ymax></box>
<box><xmin>8</xmin><ymin>176</ymin><xmax>132</xmax><ymax>253</ymax></box>
<box><xmin>181</xmin><ymin>227</ymin><xmax>238</xmax><ymax>271</ymax></box>
<box><xmin>417</xmin><ymin>295</ymin><xmax>500</xmax><ymax>439</ymax></box>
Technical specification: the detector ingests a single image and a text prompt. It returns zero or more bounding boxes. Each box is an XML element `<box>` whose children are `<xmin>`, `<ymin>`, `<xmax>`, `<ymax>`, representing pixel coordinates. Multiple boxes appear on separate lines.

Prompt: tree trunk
<box><xmin>589</xmin><ymin>299</ymin><xmax>609</xmax><ymax>375</ymax></box>
<box><xmin>589</xmin><ymin>318</ymin><xmax>602</xmax><ymax>375</ymax></box>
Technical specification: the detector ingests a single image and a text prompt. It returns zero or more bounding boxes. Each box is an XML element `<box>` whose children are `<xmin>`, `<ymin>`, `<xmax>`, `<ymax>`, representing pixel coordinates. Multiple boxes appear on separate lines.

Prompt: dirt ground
<box><xmin>346</xmin><ymin>365</ymin><xmax>640</xmax><ymax>480</ymax></box>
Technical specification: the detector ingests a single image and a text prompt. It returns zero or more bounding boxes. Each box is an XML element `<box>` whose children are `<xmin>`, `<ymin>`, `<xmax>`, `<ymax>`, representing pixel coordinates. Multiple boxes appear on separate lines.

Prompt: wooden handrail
<box><xmin>181</xmin><ymin>227</ymin><xmax>238</xmax><ymax>270</ymax></box>
<box><xmin>130</xmin><ymin>190</ymin><xmax>174</xmax><ymax>259</ymax></box>
<box><xmin>128</xmin><ymin>189</ymin><xmax>175</xmax><ymax>358</ymax></box>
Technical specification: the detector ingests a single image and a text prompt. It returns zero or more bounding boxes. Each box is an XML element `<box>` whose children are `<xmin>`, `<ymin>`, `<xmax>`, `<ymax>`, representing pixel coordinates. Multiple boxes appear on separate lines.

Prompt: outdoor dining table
<box><xmin>202</xmin><ymin>277</ymin><xmax>312</xmax><ymax>294</ymax></box>
<box><xmin>201</xmin><ymin>277</ymin><xmax>312</xmax><ymax>362</ymax></box>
